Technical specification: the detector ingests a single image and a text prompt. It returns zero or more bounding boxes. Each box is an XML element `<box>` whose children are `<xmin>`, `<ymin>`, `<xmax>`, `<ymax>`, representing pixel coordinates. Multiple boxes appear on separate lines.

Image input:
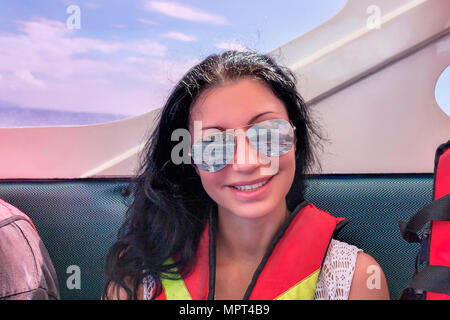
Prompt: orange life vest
<box><xmin>400</xmin><ymin>139</ymin><xmax>450</xmax><ymax>300</ymax></box>
<box><xmin>155</xmin><ymin>200</ymin><xmax>347</xmax><ymax>300</ymax></box>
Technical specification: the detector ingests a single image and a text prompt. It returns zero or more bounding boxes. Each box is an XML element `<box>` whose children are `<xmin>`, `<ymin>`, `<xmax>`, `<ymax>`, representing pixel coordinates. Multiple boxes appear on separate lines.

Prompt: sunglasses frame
<box><xmin>188</xmin><ymin>118</ymin><xmax>296</xmax><ymax>172</ymax></box>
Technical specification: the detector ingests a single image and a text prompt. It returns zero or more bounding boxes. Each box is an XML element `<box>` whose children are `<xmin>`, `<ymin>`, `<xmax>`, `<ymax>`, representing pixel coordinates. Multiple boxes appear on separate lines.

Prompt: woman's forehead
<box><xmin>189</xmin><ymin>79</ymin><xmax>289</xmax><ymax>130</ymax></box>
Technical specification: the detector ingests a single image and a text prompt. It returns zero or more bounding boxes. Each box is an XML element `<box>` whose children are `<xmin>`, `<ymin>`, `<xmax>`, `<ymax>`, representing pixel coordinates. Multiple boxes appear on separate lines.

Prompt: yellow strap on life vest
<box><xmin>161</xmin><ymin>257</ymin><xmax>192</xmax><ymax>300</ymax></box>
<box><xmin>274</xmin><ymin>269</ymin><xmax>321</xmax><ymax>300</ymax></box>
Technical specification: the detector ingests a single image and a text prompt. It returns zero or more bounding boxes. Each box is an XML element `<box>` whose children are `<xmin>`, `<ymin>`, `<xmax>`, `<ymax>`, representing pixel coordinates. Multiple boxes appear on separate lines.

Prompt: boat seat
<box><xmin>0</xmin><ymin>174</ymin><xmax>431</xmax><ymax>300</ymax></box>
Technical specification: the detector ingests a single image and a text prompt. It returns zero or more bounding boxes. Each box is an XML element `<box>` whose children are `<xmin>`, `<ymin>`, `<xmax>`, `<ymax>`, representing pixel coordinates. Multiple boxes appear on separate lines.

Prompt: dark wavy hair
<box><xmin>103</xmin><ymin>50</ymin><xmax>323</xmax><ymax>300</ymax></box>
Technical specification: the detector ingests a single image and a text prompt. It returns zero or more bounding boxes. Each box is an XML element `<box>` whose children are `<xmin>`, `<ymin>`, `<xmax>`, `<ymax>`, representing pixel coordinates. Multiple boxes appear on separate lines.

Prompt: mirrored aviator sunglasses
<box><xmin>189</xmin><ymin>119</ymin><xmax>296</xmax><ymax>172</ymax></box>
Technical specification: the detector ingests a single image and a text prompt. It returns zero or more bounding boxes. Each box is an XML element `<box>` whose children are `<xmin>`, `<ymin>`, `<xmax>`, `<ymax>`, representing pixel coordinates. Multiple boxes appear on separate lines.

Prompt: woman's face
<box><xmin>188</xmin><ymin>78</ymin><xmax>297</xmax><ymax>220</ymax></box>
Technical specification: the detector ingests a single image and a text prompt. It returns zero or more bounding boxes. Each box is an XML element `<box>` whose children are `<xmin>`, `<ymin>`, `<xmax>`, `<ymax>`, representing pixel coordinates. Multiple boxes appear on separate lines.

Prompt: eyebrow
<box><xmin>201</xmin><ymin>111</ymin><xmax>276</xmax><ymax>131</ymax></box>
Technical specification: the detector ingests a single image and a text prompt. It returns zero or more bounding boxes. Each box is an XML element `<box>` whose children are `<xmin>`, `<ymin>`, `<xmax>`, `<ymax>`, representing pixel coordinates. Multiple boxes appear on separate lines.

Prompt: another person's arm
<box><xmin>0</xmin><ymin>207</ymin><xmax>59</xmax><ymax>300</ymax></box>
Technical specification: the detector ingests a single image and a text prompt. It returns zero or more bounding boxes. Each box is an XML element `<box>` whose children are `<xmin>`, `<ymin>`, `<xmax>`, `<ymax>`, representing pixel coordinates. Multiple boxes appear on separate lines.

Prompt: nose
<box><xmin>231</xmin><ymin>130</ymin><xmax>263</xmax><ymax>172</ymax></box>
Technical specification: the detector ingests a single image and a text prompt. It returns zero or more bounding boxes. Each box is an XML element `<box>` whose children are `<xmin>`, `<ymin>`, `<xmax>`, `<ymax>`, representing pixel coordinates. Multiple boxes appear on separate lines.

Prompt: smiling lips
<box><xmin>228</xmin><ymin>175</ymin><xmax>274</xmax><ymax>187</ymax></box>
<box><xmin>227</xmin><ymin>175</ymin><xmax>274</xmax><ymax>200</ymax></box>
<box><xmin>231</xmin><ymin>179</ymin><xmax>270</xmax><ymax>191</ymax></box>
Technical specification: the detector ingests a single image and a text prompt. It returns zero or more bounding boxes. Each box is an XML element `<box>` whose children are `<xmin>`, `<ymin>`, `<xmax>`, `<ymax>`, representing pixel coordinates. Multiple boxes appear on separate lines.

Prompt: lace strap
<box><xmin>314</xmin><ymin>239</ymin><xmax>363</xmax><ymax>300</ymax></box>
<box><xmin>143</xmin><ymin>274</ymin><xmax>155</xmax><ymax>300</ymax></box>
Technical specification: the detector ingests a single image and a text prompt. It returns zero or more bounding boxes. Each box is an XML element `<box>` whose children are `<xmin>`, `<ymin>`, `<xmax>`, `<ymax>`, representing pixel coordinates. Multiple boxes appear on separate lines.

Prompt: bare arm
<box><xmin>348</xmin><ymin>252</ymin><xmax>390</xmax><ymax>300</ymax></box>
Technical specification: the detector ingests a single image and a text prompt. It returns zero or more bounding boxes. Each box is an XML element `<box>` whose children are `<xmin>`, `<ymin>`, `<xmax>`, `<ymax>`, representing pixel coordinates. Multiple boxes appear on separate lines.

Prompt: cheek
<box><xmin>268</xmin><ymin>149</ymin><xmax>296</xmax><ymax>197</ymax></box>
<box><xmin>268</xmin><ymin>146</ymin><xmax>296</xmax><ymax>173</ymax></box>
<box><xmin>197</xmin><ymin>171</ymin><xmax>226</xmax><ymax>202</ymax></box>
<box><xmin>286</xmin><ymin>150</ymin><xmax>296</xmax><ymax>172</ymax></box>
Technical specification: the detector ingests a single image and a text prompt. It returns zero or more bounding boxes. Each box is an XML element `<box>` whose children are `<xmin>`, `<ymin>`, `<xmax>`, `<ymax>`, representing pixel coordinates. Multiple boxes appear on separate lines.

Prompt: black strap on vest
<box><xmin>401</xmin><ymin>265</ymin><xmax>450</xmax><ymax>299</ymax></box>
<box><xmin>332</xmin><ymin>219</ymin><xmax>349</xmax><ymax>239</ymax></box>
<box><xmin>399</xmin><ymin>194</ymin><xmax>450</xmax><ymax>243</ymax></box>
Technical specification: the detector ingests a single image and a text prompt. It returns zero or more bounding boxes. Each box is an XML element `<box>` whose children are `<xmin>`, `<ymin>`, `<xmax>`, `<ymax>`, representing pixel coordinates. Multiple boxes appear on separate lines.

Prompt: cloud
<box><xmin>138</xmin><ymin>18</ymin><xmax>159</xmax><ymax>26</ymax></box>
<box><xmin>0</xmin><ymin>17</ymin><xmax>197</xmax><ymax>115</ymax></box>
<box><xmin>144</xmin><ymin>1</ymin><xmax>229</xmax><ymax>25</ymax></box>
<box><xmin>129</xmin><ymin>39</ymin><xmax>167</xmax><ymax>56</ymax></box>
<box><xmin>161</xmin><ymin>31</ymin><xmax>196</xmax><ymax>42</ymax></box>
<box><xmin>84</xmin><ymin>2</ymin><xmax>100</xmax><ymax>8</ymax></box>
<box><xmin>215</xmin><ymin>41</ymin><xmax>248</xmax><ymax>52</ymax></box>
<box><xmin>15</xmin><ymin>70</ymin><xmax>45</xmax><ymax>88</ymax></box>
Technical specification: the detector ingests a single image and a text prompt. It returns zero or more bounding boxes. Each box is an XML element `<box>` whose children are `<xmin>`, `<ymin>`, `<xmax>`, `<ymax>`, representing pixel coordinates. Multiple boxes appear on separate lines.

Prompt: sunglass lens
<box><xmin>192</xmin><ymin>132</ymin><xmax>235</xmax><ymax>172</ymax></box>
<box><xmin>247</xmin><ymin>119</ymin><xmax>294</xmax><ymax>156</ymax></box>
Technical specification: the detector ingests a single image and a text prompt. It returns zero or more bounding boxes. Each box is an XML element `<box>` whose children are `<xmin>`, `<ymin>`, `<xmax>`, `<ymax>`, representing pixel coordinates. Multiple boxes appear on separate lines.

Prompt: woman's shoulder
<box><xmin>326</xmin><ymin>239</ymin><xmax>362</xmax><ymax>257</ymax></box>
<box><xmin>347</xmin><ymin>247</ymin><xmax>390</xmax><ymax>299</ymax></box>
<box><xmin>315</xmin><ymin>239</ymin><xmax>390</xmax><ymax>300</ymax></box>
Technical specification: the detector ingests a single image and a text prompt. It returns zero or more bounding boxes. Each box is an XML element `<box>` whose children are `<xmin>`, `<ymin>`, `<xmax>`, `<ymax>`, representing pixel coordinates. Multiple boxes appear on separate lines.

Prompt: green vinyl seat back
<box><xmin>0</xmin><ymin>174</ymin><xmax>432</xmax><ymax>300</ymax></box>
<box><xmin>304</xmin><ymin>174</ymin><xmax>431</xmax><ymax>300</ymax></box>
<box><xmin>0</xmin><ymin>179</ymin><xmax>130</xmax><ymax>300</ymax></box>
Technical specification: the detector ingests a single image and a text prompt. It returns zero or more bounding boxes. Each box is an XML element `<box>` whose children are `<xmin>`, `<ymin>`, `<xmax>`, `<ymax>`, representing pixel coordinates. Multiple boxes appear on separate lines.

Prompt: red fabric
<box><xmin>427</xmin><ymin>292</ymin><xmax>449</xmax><ymax>300</ymax></box>
<box><xmin>434</xmin><ymin>147</ymin><xmax>450</xmax><ymax>200</ymax></box>
<box><xmin>157</xmin><ymin>203</ymin><xmax>342</xmax><ymax>300</ymax></box>
<box><xmin>249</xmin><ymin>204</ymin><xmax>343</xmax><ymax>299</ymax></box>
<box><xmin>183</xmin><ymin>224</ymin><xmax>210</xmax><ymax>300</ymax></box>
<box><xmin>427</xmin><ymin>146</ymin><xmax>450</xmax><ymax>300</ymax></box>
<box><xmin>427</xmin><ymin>221</ymin><xmax>450</xmax><ymax>300</ymax></box>
<box><xmin>429</xmin><ymin>222</ymin><xmax>450</xmax><ymax>267</ymax></box>
<box><xmin>0</xmin><ymin>198</ymin><xmax>37</xmax><ymax>232</ymax></box>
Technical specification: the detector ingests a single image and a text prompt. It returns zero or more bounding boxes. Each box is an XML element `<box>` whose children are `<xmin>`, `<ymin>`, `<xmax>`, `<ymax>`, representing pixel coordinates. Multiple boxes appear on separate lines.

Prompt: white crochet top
<box><xmin>143</xmin><ymin>239</ymin><xmax>362</xmax><ymax>300</ymax></box>
<box><xmin>314</xmin><ymin>239</ymin><xmax>362</xmax><ymax>300</ymax></box>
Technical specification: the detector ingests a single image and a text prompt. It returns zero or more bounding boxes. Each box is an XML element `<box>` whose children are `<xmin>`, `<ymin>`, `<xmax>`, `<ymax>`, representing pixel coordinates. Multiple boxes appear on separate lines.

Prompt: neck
<box><xmin>215</xmin><ymin>201</ymin><xmax>289</xmax><ymax>265</ymax></box>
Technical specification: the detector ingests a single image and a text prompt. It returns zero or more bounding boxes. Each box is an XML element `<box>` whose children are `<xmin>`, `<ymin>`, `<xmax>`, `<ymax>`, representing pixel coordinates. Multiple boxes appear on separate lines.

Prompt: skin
<box><xmin>107</xmin><ymin>78</ymin><xmax>390</xmax><ymax>300</ymax></box>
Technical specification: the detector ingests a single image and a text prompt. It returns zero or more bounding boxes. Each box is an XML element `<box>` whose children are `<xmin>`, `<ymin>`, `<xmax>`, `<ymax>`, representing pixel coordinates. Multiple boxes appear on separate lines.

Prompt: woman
<box><xmin>103</xmin><ymin>50</ymin><xmax>389</xmax><ymax>300</ymax></box>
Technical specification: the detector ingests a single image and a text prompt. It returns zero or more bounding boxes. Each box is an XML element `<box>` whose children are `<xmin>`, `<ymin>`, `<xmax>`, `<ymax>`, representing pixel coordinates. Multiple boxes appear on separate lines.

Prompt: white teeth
<box><xmin>232</xmin><ymin>179</ymin><xmax>269</xmax><ymax>191</ymax></box>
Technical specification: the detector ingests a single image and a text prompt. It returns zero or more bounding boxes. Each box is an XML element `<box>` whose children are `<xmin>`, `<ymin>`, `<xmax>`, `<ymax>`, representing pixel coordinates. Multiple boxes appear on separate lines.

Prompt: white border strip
<box><xmin>80</xmin><ymin>141</ymin><xmax>147</xmax><ymax>178</ymax></box>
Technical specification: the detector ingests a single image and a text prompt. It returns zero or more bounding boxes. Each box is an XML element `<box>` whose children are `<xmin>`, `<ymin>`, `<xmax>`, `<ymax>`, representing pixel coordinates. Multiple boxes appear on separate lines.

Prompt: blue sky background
<box><xmin>0</xmin><ymin>0</ymin><xmax>448</xmax><ymax>125</ymax></box>
<box><xmin>0</xmin><ymin>1</ymin><xmax>346</xmax><ymax>57</ymax></box>
<box><xmin>0</xmin><ymin>0</ymin><xmax>347</xmax><ymax>122</ymax></box>
<box><xmin>435</xmin><ymin>66</ymin><xmax>450</xmax><ymax>117</ymax></box>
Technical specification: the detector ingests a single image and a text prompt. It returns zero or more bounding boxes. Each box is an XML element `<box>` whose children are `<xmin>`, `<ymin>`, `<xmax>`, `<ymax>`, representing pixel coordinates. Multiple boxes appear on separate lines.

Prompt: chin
<box><xmin>219</xmin><ymin>197</ymin><xmax>281</xmax><ymax>220</ymax></box>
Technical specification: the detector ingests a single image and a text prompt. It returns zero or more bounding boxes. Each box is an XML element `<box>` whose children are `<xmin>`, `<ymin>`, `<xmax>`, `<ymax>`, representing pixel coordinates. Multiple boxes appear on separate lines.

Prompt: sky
<box><xmin>0</xmin><ymin>0</ymin><xmax>347</xmax><ymax>118</ymax></box>
<box><xmin>435</xmin><ymin>66</ymin><xmax>450</xmax><ymax>117</ymax></box>
<box><xmin>0</xmin><ymin>0</ymin><xmax>448</xmax><ymax>121</ymax></box>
